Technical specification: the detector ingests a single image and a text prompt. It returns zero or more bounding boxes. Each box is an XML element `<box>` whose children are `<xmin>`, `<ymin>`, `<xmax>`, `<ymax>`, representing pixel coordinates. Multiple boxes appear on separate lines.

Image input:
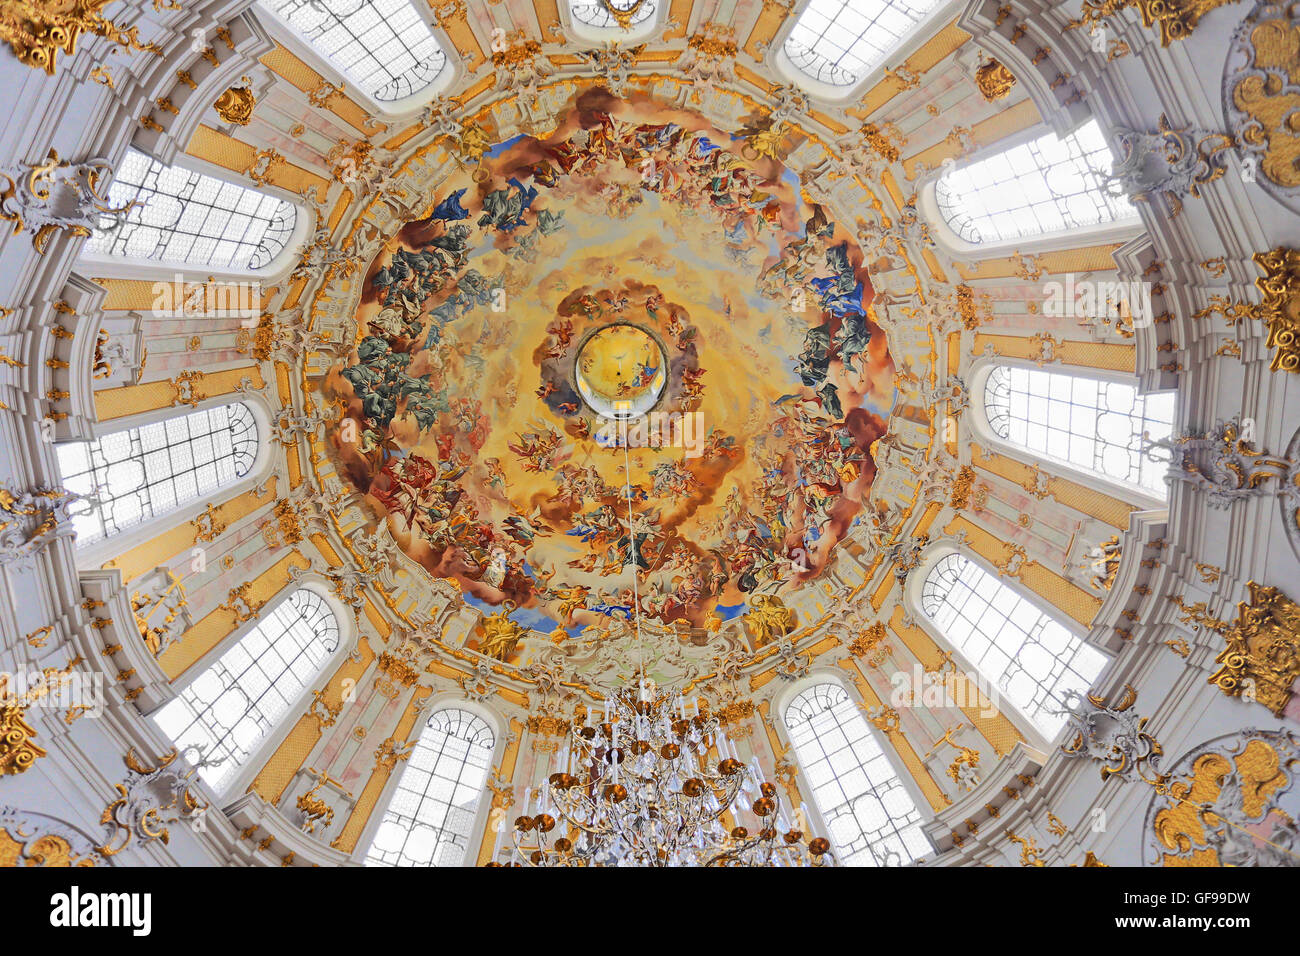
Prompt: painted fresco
<box><xmin>322</xmin><ymin>90</ymin><xmax>896</xmax><ymax>652</ymax></box>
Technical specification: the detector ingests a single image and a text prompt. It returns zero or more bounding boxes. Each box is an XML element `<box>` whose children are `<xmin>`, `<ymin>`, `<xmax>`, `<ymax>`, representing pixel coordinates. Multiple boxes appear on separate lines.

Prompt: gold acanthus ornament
<box><xmin>214</xmin><ymin>83</ymin><xmax>257</xmax><ymax>126</ymax></box>
<box><xmin>974</xmin><ymin>57</ymin><xmax>1016</xmax><ymax>101</ymax></box>
<box><xmin>0</xmin><ymin>827</ymin><xmax>97</xmax><ymax>866</ymax></box>
<box><xmin>1253</xmin><ymin>246</ymin><xmax>1300</xmax><ymax>374</ymax></box>
<box><xmin>1224</xmin><ymin>4</ymin><xmax>1300</xmax><ymax>214</ymax></box>
<box><xmin>1197</xmin><ymin>582</ymin><xmax>1300</xmax><ymax>716</ymax></box>
<box><xmin>0</xmin><ymin>692</ymin><xmax>46</xmax><ymax>775</ymax></box>
<box><xmin>0</xmin><ymin>0</ymin><xmax>163</xmax><ymax>75</ymax></box>
<box><xmin>476</xmin><ymin>603</ymin><xmax>528</xmax><ymax>661</ymax></box>
<box><xmin>1064</xmin><ymin>0</ymin><xmax>1238</xmax><ymax>46</ymax></box>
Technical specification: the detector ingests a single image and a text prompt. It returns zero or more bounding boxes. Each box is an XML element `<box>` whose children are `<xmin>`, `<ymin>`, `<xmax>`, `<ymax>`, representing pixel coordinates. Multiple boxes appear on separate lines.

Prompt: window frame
<box><xmin>917</xmin><ymin>120</ymin><xmax>1146</xmax><ymax>258</ymax></box>
<box><xmin>55</xmin><ymin>398</ymin><xmax>272</xmax><ymax>568</ymax></box>
<box><xmin>77</xmin><ymin>149</ymin><xmax>309</xmax><ymax>281</ymax></box>
<box><xmin>356</xmin><ymin>695</ymin><xmax>504</xmax><ymax>867</ymax></box>
<box><xmin>770</xmin><ymin>0</ymin><xmax>963</xmax><ymax>104</ymax></box>
<box><xmin>561</xmin><ymin>0</ymin><xmax>671</xmax><ymax>45</ymax></box>
<box><xmin>146</xmin><ymin>584</ymin><xmax>350</xmax><ymax>799</ymax></box>
<box><xmin>904</xmin><ymin>544</ymin><xmax>1113</xmax><ymax>749</ymax></box>
<box><xmin>252</xmin><ymin>0</ymin><xmax>459</xmax><ymax>117</ymax></box>
<box><xmin>968</xmin><ymin>359</ymin><xmax>1175</xmax><ymax>510</ymax></box>
<box><xmin>775</xmin><ymin>671</ymin><xmax>934</xmax><ymax>866</ymax></box>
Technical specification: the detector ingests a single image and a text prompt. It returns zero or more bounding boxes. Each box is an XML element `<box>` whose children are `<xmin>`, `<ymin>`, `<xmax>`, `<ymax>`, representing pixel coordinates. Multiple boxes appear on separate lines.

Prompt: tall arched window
<box><xmin>984</xmin><ymin>366</ymin><xmax>1175</xmax><ymax>498</ymax></box>
<box><xmin>259</xmin><ymin>0</ymin><xmax>448</xmax><ymax>102</ymax></box>
<box><xmin>84</xmin><ymin>149</ymin><xmax>296</xmax><ymax>270</ymax></box>
<box><xmin>784</xmin><ymin>0</ymin><xmax>943</xmax><ymax>88</ymax></box>
<box><xmin>152</xmin><ymin>589</ymin><xmax>340</xmax><ymax>792</ymax></box>
<box><xmin>56</xmin><ymin>402</ymin><xmax>258</xmax><ymax>548</ymax></box>
<box><xmin>784</xmin><ymin>682</ymin><xmax>930</xmax><ymax>866</ymax></box>
<box><xmin>569</xmin><ymin>0</ymin><xmax>657</xmax><ymax>31</ymax></box>
<box><xmin>921</xmin><ymin>553</ymin><xmax>1107</xmax><ymax>737</ymax></box>
<box><xmin>935</xmin><ymin>120</ymin><xmax>1137</xmax><ymax>244</ymax></box>
<box><xmin>365</xmin><ymin>708</ymin><xmax>495</xmax><ymax>867</ymax></box>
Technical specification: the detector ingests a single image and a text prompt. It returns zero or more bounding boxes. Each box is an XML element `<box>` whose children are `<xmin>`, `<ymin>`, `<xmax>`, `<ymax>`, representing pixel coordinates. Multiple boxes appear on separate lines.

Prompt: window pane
<box><xmin>259</xmin><ymin>0</ymin><xmax>448</xmax><ymax>101</ymax></box>
<box><xmin>85</xmin><ymin>149</ymin><xmax>295</xmax><ymax>270</ymax></box>
<box><xmin>365</xmin><ymin>709</ymin><xmax>495</xmax><ymax>867</ymax></box>
<box><xmin>785</xmin><ymin>683</ymin><xmax>930</xmax><ymax>866</ymax></box>
<box><xmin>935</xmin><ymin>120</ymin><xmax>1137</xmax><ymax>243</ymax></box>
<box><xmin>569</xmin><ymin>0</ymin><xmax>656</xmax><ymax>30</ymax></box>
<box><xmin>984</xmin><ymin>365</ymin><xmax>1174</xmax><ymax>496</ymax></box>
<box><xmin>56</xmin><ymin>403</ymin><xmax>259</xmax><ymax>547</ymax></box>
<box><xmin>921</xmin><ymin>554</ymin><xmax>1108</xmax><ymax>737</ymax></box>
<box><xmin>784</xmin><ymin>0</ymin><xmax>943</xmax><ymax>87</ymax></box>
<box><xmin>152</xmin><ymin>589</ymin><xmax>340</xmax><ymax>792</ymax></box>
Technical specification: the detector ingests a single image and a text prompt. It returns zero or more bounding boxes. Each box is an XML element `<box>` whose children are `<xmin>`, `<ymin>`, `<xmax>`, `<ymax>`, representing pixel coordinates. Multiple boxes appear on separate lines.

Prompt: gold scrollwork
<box><xmin>1253</xmin><ymin>247</ymin><xmax>1300</xmax><ymax>374</ymax></box>
<box><xmin>0</xmin><ymin>0</ymin><xmax>163</xmax><ymax>74</ymax></box>
<box><xmin>974</xmin><ymin>58</ymin><xmax>1016</xmax><ymax>101</ymax></box>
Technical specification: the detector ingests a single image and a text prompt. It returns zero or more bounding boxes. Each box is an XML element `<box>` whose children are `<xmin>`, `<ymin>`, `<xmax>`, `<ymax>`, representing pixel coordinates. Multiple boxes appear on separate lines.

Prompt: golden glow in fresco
<box><xmin>323</xmin><ymin>91</ymin><xmax>897</xmax><ymax>652</ymax></box>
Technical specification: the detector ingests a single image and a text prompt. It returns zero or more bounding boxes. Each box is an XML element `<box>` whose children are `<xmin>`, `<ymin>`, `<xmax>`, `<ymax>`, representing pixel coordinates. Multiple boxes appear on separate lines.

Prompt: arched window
<box><xmin>84</xmin><ymin>149</ymin><xmax>296</xmax><ymax>270</ymax></box>
<box><xmin>921</xmin><ymin>553</ymin><xmax>1107</xmax><ymax>737</ymax></box>
<box><xmin>569</xmin><ymin>0</ymin><xmax>657</xmax><ymax>31</ymax></box>
<box><xmin>56</xmin><ymin>402</ymin><xmax>258</xmax><ymax>548</ymax></box>
<box><xmin>935</xmin><ymin>120</ymin><xmax>1137</xmax><ymax>244</ymax></box>
<box><xmin>259</xmin><ymin>0</ymin><xmax>448</xmax><ymax>102</ymax></box>
<box><xmin>152</xmin><ymin>589</ymin><xmax>340</xmax><ymax>793</ymax></box>
<box><xmin>784</xmin><ymin>682</ymin><xmax>930</xmax><ymax>866</ymax></box>
<box><xmin>365</xmin><ymin>708</ymin><xmax>495</xmax><ymax>867</ymax></box>
<box><xmin>783</xmin><ymin>0</ymin><xmax>943</xmax><ymax>88</ymax></box>
<box><xmin>984</xmin><ymin>366</ymin><xmax>1174</xmax><ymax>498</ymax></box>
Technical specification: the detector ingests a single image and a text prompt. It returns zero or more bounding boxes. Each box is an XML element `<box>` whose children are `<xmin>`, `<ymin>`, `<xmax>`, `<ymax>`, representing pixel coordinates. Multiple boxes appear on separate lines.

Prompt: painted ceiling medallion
<box><xmin>324</xmin><ymin>91</ymin><xmax>896</xmax><ymax>657</ymax></box>
<box><xmin>574</xmin><ymin>323</ymin><xmax>667</xmax><ymax>420</ymax></box>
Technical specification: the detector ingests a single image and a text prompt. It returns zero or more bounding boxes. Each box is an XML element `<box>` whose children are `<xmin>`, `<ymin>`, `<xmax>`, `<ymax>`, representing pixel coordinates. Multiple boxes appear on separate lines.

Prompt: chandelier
<box><xmin>488</xmin><ymin>408</ymin><xmax>835</xmax><ymax>866</ymax></box>
<box><xmin>491</xmin><ymin>679</ymin><xmax>836</xmax><ymax>867</ymax></box>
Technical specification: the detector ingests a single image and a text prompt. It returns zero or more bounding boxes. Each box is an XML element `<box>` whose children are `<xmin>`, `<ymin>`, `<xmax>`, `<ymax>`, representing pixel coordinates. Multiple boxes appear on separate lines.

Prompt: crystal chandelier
<box><xmin>488</xmin><ymin>424</ymin><xmax>835</xmax><ymax>866</ymax></box>
<box><xmin>492</xmin><ymin>678</ymin><xmax>836</xmax><ymax>867</ymax></box>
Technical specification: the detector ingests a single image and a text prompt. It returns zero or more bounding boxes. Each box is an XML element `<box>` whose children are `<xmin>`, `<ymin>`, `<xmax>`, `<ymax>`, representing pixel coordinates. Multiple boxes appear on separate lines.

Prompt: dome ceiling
<box><xmin>321</xmin><ymin>90</ymin><xmax>896</xmax><ymax>650</ymax></box>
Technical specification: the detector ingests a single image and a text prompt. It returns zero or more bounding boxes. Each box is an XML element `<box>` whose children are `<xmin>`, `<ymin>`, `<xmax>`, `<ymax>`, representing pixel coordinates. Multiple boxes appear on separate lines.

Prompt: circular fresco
<box><xmin>323</xmin><ymin>89</ymin><xmax>897</xmax><ymax>653</ymax></box>
<box><xmin>574</xmin><ymin>323</ymin><xmax>667</xmax><ymax>419</ymax></box>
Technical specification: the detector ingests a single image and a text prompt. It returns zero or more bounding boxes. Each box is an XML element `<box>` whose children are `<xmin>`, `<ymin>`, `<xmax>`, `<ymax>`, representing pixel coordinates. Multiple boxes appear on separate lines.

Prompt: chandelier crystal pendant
<box><xmin>492</xmin><ymin>678</ymin><xmax>837</xmax><ymax>867</ymax></box>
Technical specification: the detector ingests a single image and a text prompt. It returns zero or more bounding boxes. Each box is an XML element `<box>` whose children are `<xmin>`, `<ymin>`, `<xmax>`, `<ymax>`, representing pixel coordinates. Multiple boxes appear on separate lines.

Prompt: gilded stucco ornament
<box><xmin>974</xmin><ymin>57</ymin><xmax>1016</xmax><ymax>101</ymax></box>
<box><xmin>0</xmin><ymin>695</ymin><xmax>46</xmax><ymax>775</ymax></box>
<box><xmin>0</xmin><ymin>0</ymin><xmax>163</xmax><ymax>74</ymax></box>
<box><xmin>1150</xmin><ymin>416</ymin><xmax>1300</xmax><ymax>507</ymax></box>
<box><xmin>0</xmin><ymin>148</ymin><xmax>132</xmax><ymax>253</ymax></box>
<box><xmin>0</xmin><ymin>486</ymin><xmax>79</xmax><ymax>565</ymax></box>
<box><xmin>0</xmin><ymin>812</ymin><xmax>103</xmax><ymax>866</ymax></box>
<box><xmin>1181</xmin><ymin>582</ymin><xmax>1300</xmax><ymax>716</ymax></box>
<box><xmin>213</xmin><ymin>83</ymin><xmax>256</xmax><ymax>126</ymax></box>
<box><xmin>1065</xmin><ymin>0</ymin><xmax>1239</xmax><ymax>46</ymax></box>
<box><xmin>1059</xmin><ymin>684</ymin><xmax>1165</xmax><ymax>783</ymax></box>
<box><xmin>1253</xmin><ymin>246</ymin><xmax>1300</xmax><ymax>373</ymax></box>
<box><xmin>1144</xmin><ymin>730</ymin><xmax>1300</xmax><ymax>867</ymax></box>
<box><xmin>1100</xmin><ymin>115</ymin><xmax>1235</xmax><ymax>216</ymax></box>
<box><xmin>476</xmin><ymin>604</ymin><xmax>530</xmax><ymax>662</ymax></box>
<box><xmin>98</xmin><ymin>749</ymin><xmax>208</xmax><ymax>857</ymax></box>
<box><xmin>1223</xmin><ymin>3</ymin><xmax>1300</xmax><ymax>215</ymax></box>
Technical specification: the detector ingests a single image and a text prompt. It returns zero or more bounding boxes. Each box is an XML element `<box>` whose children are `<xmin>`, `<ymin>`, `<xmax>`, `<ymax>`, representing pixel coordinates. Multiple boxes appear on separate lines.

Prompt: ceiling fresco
<box><xmin>321</xmin><ymin>90</ymin><xmax>897</xmax><ymax>658</ymax></box>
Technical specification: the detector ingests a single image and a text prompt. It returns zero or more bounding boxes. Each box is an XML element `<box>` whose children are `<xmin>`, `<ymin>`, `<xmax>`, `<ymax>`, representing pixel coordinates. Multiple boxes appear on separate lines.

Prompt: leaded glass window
<box><xmin>259</xmin><ymin>0</ymin><xmax>448</xmax><ymax>101</ymax></box>
<box><xmin>984</xmin><ymin>366</ymin><xmax>1174</xmax><ymax>497</ymax></box>
<box><xmin>152</xmin><ymin>589</ymin><xmax>340</xmax><ymax>793</ymax></box>
<box><xmin>783</xmin><ymin>0</ymin><xmax>943</xmax><ymax>87</ymax></box>
<box><xmin>365</xmin><ymin>709</ymin><xmax>496</xmax><ymax>867</ymax></box>
<box><xmin>935</xmin><ymin>119</ymin><xmax>1137</xmax><ymax>243</ymax></box>
<box><xmin>84</xmin><ymin>149</ymin><xmax>295</xmax><ymax>270</ymax></box>
<box><xmin>784</xmin><ymin>682</ymin><xmax>930</xmax><ymax>866</ymax></box>
<box><xmin>921</xmin><ymin>553</ymin><xmax>1108</xmax><ymax>737</ymax></box>
<box><xmin>56</xmin><ymin>403</ymin><xmax>258</xmax><ymax>548</ymax></box>
<box><xmin>570</xmin><ymin>0</ymin><xmax>657</xmax><ymax>31</ymax></box>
